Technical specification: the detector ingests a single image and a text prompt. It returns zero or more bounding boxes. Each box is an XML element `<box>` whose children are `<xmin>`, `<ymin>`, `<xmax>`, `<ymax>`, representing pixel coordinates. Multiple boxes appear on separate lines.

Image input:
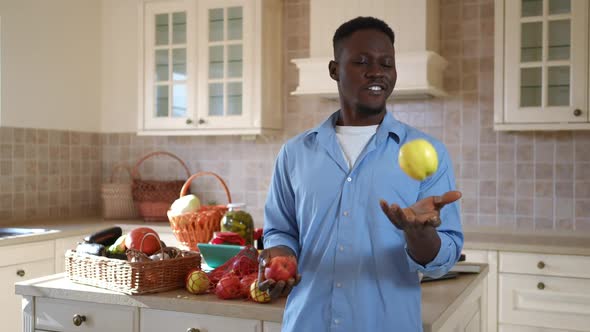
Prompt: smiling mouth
<box><xmin>366</xmin><ymin>84</ymin><xmax>387</xmax><ymax>95</ymax></box>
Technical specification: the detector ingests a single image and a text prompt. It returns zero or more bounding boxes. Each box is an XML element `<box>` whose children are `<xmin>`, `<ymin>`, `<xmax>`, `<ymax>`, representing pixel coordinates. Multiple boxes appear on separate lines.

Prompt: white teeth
<box><xmin>368</xmin><ymin>86</ymin><xmax>383</xmax><ymax>91</ymax></box>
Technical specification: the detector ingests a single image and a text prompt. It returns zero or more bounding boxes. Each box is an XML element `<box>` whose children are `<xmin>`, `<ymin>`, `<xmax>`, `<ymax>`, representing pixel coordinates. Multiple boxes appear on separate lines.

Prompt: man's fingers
<box><xmin>281</xmin><ymin>278</ymin><xmax>295</xmax><ymax>297</ymax></box>
<box><xmin>258</xmin><ymin>278</ymin><xmax>274</xmax><ymax>292</ymax></box>
<box><xmin>258</xmin><ymin>251</ymin><xmax>270</xmax><ymax>285</ymax></box>
<box><xmin>414</xmin><ymin>211</ymin><xmax>439</xmax><ymax>225</ymax></box>
<box><xmin>269</xmin><ymin>280</ymin><xmax>285</xmax><ymax>299</ymax></box>
<box><xmin>434</xmin><ymin>191</ymin><xmax>462</xmax><ymax>209</ymax></box>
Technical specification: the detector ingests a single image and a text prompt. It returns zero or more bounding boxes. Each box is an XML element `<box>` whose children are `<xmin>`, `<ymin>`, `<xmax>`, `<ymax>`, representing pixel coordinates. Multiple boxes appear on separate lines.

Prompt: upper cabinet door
<box><xmin>196</xmin><ymin>0</ymin><xmax>253</xmax><ymax>129</ymax></box>
<box><xmin>495</xmin><ymin>0</ymin><xmax>589</xmax><ymax>130</ymax></box>
<box><xmin>142</xmin><ymin>0</ymin><xmax>196</xmax><ymax>131</ymax></box>
<box><xmin>138</xmin><ymin>0</ymin><xmax>283</xmax><ymax>136</ymax></box>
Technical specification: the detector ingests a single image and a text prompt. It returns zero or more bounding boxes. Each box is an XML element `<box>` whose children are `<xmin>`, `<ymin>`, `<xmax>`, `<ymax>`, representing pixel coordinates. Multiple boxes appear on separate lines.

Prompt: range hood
<box><xmin>291</xmin><ymin>0</ymin><xmax>448</xmax><ymax>100</ymax></box>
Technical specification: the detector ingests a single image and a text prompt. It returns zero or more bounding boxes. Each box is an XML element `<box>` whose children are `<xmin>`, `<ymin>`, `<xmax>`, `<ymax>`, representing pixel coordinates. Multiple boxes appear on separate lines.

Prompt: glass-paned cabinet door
<box><xmin>504</xmin><ymin>0</ymin><xmax>588</xmax><ymax>123</ymax></box>
<box><xmin>197</xmin><ymin>0</ymin><xmax>253</xmax><ymax>128</ymax></box>
<box><xmin>143</xmin><ymin>1</ymin><xmax>195</xmax><ymax>130</ymax></box>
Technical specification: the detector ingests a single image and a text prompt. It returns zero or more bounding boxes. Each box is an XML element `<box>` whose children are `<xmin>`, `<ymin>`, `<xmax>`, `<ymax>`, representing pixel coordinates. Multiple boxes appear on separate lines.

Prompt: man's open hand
<box><xmin>257</xmin><ymin>245</ymin><xmax>302</xmax><ymax>299</ymax></box>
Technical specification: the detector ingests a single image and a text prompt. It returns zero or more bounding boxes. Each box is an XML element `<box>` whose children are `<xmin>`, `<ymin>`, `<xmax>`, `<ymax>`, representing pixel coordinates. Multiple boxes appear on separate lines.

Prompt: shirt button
<box><xmin>334</xmin><ymin>319</ymin><xmax>340</xmax><ymax>324</ymax></box>
<box><xmin>339</xmin><ymin>245</ymin><xmax>344</xmax><ymax>252</ymax></box>
<box><xmin>336</xmin><ymin>282</ymin><xmax>342</xmax><ymax>288</ymax></box>
<box><xmin>347</xmin><ymin>177</ymin><xmax>352</xmax><ymax>182</ymax></box>
<box><xmin>343</xmin><ymin>211</ymin><xmax>349</xmax><ymax>216</ymax></box>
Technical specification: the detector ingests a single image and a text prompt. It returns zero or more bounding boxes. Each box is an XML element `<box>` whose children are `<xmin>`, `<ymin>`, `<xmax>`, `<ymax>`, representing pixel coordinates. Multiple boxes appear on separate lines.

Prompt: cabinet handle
<box><xmin>72</xmin><ymin>314</ymin><xmax>86</xmax><ymax>326</ymax></box>
<box><xmin>16</xmin><ymin>269</ymin><xmax>25</xmax><ymax>277</ymax></box>
<box><xmin>537</xmin><ymin>282</ymin><xmax>545</xmax><ymax>290</ymax></box>
<box><xmin>198</xmin><ymin>118</ymin><xmax>206</xmax><ymax>124</ymax></box>
<box><xmin>537</xmin><ymin>261</ymin><xmax>545</xmax><ymax>269</ymax></box>
<box><xmin>187</xmin><ymin>328</ymin><xmax>201</xmax><ymax>332</ymax></box>
<box><xmin>574</xmin><ymin>109</ymin><xmax>582</xmax><ymax>117</ymax></box>
<box><xmin>186</xmin><ymin>118</ymin><xmax>193</xmax><ymax>125</ymax></box>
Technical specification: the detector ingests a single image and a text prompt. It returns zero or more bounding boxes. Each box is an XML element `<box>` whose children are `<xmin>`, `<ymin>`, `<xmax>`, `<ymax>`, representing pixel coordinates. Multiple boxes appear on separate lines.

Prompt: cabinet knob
<box><xmin>537</xmin><ymin>261</ymin><xmax>545</xmax><ymax>269</ymax></box>
<box><xmin>537</xmin><ymin>282</ymin><xmax>545</xmax><ymax>290</ymax></box>
<box><xmin>198</xmin><ymin>118</ymin><xmax>206</xmax><ymax>124</ymax></box>
<box><xmin>574</xmin><ymin>109</ymin><xmax>582</xmax><ymax>117</ymax></box>
<box><xmin>186</xmin><ymin>118</ymin><xmax>193</xmax><ymax>125</ymax></box>
<box><xmin>187</xmin><ymin>328</ymin><xmax>201</xmax><ymax>332</ymax></box>
<box><xmin>72</xmin><ymin>314</ymin><xmax>86</xmax><ymax>326</ymax></box>
<box><xmin>16</xmin><ymin>269</ymin><xmax>25</xmax><ymax>277</ymax></box>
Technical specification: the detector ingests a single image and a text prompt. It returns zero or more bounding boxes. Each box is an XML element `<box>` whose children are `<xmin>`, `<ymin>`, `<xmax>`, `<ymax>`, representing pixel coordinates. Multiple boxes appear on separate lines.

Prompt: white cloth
<box><xmin>335</xmin><ymin>124</ymin><xmax>379</xmax><ymax>169</ymax></box>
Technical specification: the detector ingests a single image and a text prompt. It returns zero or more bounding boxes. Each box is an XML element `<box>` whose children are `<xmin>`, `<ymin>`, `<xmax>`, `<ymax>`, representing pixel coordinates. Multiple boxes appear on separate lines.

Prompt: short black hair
<box><xmin>332</xmin><ymin>16</ymin><xmax>395</xmax><ymax>57</ymax></box>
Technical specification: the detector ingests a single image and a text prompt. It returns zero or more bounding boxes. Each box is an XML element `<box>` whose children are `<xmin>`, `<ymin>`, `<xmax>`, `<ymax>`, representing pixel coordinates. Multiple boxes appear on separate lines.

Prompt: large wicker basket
<box><xmin>101</xmin><ymin>164</ymin><xmax>138</xmax><ymax>220</ymax></box>
<box><xmin>132</xmin><ymin>151</ymin><xmax>191</xmax><ymax>222</ymax></box>
<box><xmin>65</xmin><ymin>250</ymin><xmax>201</xmax><ymax>295</ymax></box>
<box><xmin>168</xmin><ymin>172</ymin><xmax>232</xmax><ymax>251</ymax></box>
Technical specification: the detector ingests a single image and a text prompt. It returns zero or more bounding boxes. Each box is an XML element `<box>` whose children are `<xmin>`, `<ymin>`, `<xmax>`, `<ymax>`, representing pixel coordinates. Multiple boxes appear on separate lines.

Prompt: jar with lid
<box><xmin>220</xmin><ymin>203</ymin><xmax>254</xmax><ymax>246</ymax></box>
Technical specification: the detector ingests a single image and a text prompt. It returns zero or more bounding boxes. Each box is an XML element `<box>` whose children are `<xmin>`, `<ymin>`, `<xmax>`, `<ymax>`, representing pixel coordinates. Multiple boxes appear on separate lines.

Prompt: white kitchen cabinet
<box><xmin>494</xmin><ymin>0</ymin><xmax>590</xmax><ymax>130</ymax></box>
<box><xmin>498</xmin><ymin>251</ymin><xmax>590</xmax><ymax>332</ymax></box>
<box><xmin>35</xmin><ymin>297</ymin><xmax>138</xmax><ymax>332</ymax></box>
<box><xmin>140</xmin><ymin>308</ymin><xmax>262</xmax><ymax>332</ymax></box>
<box><xmin>138</xmin><ymin>0</ymin><xmax>283</xmax><ymax>136</ymax></box>
<box><xmin>436</xmin><ymin>282</ymin><xmax>484</xmax><ymax>332</ymax></box>
<box><xmin>263</xmin><ymin>321</ymin><xmax>282</xmax><ymax>332</ymax></box>
<box><xmin>0</xmin><ymin>240</ymin><xmax>55</xmax><ymax>332</ymax></box>
<box><xmin>463</xmin><ymin>249</ymin><xmax>498</xmax><ymax>332</ymax></box>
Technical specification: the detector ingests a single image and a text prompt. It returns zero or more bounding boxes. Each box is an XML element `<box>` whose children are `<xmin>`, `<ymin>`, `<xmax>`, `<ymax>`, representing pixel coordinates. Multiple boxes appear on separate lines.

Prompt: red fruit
<box><xmin>231</xmin><ymin>255</ymin><xmax>258</xmax><ymax>278</ymax></box>
<box><xmin>240</xmin><ymin>273</ymin><xmax>258</xmax><ymax>298</ymax></box>
<box><xmin>264</xmin><ymin>256</ymin><xmax>297</xmax><ymax>282</ymax></box>
<box><xmin>125</xmin><ymin>227</ymin><xmax>161</xmax><ymax>255</ymax></box>
<box><xmin>215</xmin><ymin>275</ymin><xmax>242</xmax><ymax>299</ymax></box>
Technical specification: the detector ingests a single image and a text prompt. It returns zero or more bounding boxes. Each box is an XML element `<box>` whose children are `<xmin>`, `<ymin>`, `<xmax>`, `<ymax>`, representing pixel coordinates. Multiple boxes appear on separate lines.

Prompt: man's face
<box><xmin>331</xmin><ymin>29</ymin><xmax>397</xmax><ymax>115</ymax></box>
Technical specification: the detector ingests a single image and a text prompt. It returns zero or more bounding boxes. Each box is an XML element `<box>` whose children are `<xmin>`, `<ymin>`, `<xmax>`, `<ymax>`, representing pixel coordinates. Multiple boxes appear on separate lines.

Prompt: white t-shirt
<box><xmin>335</xmin><ymin>124</ymin><xmax>379</xmax><ymax>169</ymax></box>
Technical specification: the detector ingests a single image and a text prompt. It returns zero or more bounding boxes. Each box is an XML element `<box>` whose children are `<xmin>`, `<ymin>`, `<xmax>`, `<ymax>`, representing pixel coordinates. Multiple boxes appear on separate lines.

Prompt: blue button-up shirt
<box><xmin>264</xmin><ymin>110</ymin><xmax>463</xmax><ymax>332</ymax></box>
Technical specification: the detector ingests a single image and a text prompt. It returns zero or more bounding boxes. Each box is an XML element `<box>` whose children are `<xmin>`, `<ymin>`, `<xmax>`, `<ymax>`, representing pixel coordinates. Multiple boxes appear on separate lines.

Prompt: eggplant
<box><xmin>84</xmin><ymin>226</ymin><xmax>123</xmax><ymax>246</ymax></box>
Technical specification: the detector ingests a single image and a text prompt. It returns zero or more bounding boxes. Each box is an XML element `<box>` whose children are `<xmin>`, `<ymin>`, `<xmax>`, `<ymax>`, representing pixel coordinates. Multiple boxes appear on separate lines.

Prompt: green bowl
<box><xmin>197</xmin><ymin>243</ymin><xmax>244</xmax><ymax>269</ymax></box>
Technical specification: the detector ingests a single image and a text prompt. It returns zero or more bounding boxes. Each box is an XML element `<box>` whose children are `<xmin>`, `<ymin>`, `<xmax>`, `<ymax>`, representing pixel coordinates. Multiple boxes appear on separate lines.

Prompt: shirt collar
<box><xmin>307</xmin><ymin>110</ymin><xmax>406</xmax><ymax>145</ymax></box>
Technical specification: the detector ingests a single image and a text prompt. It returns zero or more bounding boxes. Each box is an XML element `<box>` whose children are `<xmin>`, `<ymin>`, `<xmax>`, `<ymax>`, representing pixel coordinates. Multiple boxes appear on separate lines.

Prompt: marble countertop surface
<box><xmin>16</xmin><ymin>264</ymin><xmax>488</xmax><ymax>327</ymax></box>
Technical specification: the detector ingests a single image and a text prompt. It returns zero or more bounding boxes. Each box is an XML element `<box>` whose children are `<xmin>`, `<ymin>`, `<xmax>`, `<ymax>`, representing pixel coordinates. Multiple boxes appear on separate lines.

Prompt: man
<box><xmin>258</xmin><ymin>16</ymin><xmax>463</xmax><ymax>331</ymax></box>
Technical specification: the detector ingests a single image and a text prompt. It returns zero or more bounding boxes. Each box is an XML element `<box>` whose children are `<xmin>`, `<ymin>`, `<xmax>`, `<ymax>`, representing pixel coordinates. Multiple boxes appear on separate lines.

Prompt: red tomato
<box><xmin>124</xmin><ymin>227</ymin><xmax>161</xmax><ymax>255</ymax></box>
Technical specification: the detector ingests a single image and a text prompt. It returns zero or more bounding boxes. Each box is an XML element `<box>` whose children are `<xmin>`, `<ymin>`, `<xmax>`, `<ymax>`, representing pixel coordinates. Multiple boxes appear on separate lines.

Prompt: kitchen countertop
<box><xmin>463</xmin><ymin>228</ymin><xmax>590</xmax><ymax>255</ymax></box>
<box><xmin>16</xmin><ymin>264</ymin><xmax>488</xmax><ymax>328</ymax></box>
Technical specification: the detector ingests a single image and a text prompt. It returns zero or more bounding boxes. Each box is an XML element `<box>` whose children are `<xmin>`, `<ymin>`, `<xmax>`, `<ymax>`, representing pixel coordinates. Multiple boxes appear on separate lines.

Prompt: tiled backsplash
<box><xmin>1</xmin><ymin>0</ymin><xmax>590</xmax><ymax>232</ymax></box>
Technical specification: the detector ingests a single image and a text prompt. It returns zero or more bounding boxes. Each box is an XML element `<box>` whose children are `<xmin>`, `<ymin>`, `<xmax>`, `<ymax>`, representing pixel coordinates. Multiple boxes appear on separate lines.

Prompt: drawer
<box><xmin>499</xmin><ymin>323</ymin><xmax>580</xmax><ymax>331</ymax></box>
<box><xmin>500</xmin><ymin>251</ymin><xmax>590</xmax><ymax>279</ymax></box>
<box><xmin>0</xmin><ymin>240</ymin><xmax>54</xmax><ymax>267</ymax></box>
<box><xmin>499</xmin><ymin>273</ymin><xmax>590</xmax><ymax>331</ymax></box>
<box><xmin>35</xmin><ymin>297</ymin><xmax>138</xmax><ymax>332</ymax></box>
<box><xmin>140</xmin><ymin>308</ymin><xmax>261</xmax><ymax>332</ymax></box>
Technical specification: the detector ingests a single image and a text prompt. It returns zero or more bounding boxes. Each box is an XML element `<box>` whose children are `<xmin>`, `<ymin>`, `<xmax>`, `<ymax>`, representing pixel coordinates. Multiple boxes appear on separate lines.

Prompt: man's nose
<box><xmin>365</xmin><ymin>63</ymin><xmax>385</xmax><ymax>78</ymax></box>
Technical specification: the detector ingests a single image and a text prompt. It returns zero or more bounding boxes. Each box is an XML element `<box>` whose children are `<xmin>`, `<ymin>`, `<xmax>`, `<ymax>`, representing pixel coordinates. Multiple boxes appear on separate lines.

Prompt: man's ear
<box><xmin>329</xmin><ymin>60</ymin><xmax>339</xmax><ymax>81</ymax></box>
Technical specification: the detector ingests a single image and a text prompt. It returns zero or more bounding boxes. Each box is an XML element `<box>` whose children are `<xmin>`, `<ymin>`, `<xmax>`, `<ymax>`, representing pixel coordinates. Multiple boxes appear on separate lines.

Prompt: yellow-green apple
<box><xmin>250</xmin><ymin>279</ymin><xmax>271</xmax><ymax>303</ymax></box>
<box><xmin>398</xmin><ymin>139</ymin><xmax>439</xmax><ymax>181</ymax></box>
<box><xmin>185</xmin><ymin>269</ymin><xmax>210</xmax><ymax>294</ymax></box>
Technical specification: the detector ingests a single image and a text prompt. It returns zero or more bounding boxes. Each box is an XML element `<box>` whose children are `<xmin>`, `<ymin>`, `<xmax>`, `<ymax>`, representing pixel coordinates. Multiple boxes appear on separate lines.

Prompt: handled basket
<box><xmin>168</xmin><ymin>171</ymin><xmax>232</xmax><ymax>251</ymax></box>
<box><xmin>101</xmin><ymin>164</ymin><xmax>138</xmax><ymax>219</ymax></box>
<box><xmin>132</xmin><ymin>151</ymin><xmax>191</xmax><ymax>222</ymax></box>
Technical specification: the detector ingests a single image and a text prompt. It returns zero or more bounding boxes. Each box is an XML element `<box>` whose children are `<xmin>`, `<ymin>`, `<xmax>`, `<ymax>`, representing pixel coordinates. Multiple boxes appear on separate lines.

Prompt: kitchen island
<box><xmin>16</xmin><ymin>264</ymin><xmax>488</xmax><ymax>332</ymax></box>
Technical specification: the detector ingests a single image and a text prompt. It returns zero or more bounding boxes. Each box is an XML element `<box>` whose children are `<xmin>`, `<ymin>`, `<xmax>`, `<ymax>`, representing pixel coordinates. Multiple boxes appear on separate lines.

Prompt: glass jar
<box><xmin>220</xmin><ymin>203</ymin><xmax>254</xmax><ymax>246</ymax></box>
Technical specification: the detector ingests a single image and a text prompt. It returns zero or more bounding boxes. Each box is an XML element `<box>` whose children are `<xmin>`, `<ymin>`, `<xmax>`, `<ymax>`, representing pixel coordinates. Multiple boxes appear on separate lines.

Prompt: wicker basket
<box><xmin>168</xmin><ymin>172</ymin><xmax>232</xmax><ymax>251</ymax></box>
<box><xmin>101</xmin><ymin>164</ymin><xmax>138</xmax><ymax>219</ymax></box>
<box><xmin>65</xmin><ymin>249</ymin><xmax>201</xmax><ymax>295</ymax></box>
<box><xmin>132</xmin><ymin>151</ymin><xmax>191</xmax><ymax>222</ymax></box>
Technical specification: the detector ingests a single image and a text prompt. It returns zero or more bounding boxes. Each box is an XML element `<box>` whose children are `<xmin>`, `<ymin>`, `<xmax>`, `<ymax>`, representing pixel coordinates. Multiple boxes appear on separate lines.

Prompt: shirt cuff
<box><xmin>405</xmin><ymin>233</ymin><xmax>455</xmax><ymax>278</ymax></box>
<box><xmin>264</xmin><ymin>234</ymin><xmax>300</xmax><ymax>258</ymax></box>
